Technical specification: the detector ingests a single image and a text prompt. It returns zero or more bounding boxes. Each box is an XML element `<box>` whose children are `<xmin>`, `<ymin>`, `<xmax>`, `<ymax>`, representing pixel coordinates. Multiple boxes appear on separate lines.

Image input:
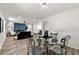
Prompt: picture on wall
<box><xmin>0</xmin><ymin>17</ymin><xmax>3</xmax><ymax>33</ymax></box>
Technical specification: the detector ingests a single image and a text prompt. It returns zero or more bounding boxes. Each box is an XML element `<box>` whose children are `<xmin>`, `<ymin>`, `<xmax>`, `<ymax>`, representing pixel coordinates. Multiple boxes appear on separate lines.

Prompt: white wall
<box><xmin>0</xmin><ymin>10</ymin><xmax>6</xmax><ymax>50</ymax></box>
<box><xmin>43</xmin><ymin>8</ymin><xmax>79</xmax><ymax>49</ymax></box>
<box><xmin>33</xmin><ymin>21</ymin><xmax>43</xmax><ymax>33</ymax></box>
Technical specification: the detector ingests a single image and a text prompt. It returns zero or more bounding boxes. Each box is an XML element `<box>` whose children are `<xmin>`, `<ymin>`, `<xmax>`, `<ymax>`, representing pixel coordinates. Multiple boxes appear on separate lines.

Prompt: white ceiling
<box><xmin>0</xmin><ymin>3</ymin><xmax>79</xmax><ymax>19</ymax></box>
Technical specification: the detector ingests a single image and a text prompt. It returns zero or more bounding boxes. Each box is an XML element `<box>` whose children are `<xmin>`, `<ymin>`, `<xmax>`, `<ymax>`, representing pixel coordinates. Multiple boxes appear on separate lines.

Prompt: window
<box><xmin>0</xmin><ymin>17</ymin><xmax>3</xmax><ymax>33</ymax></box>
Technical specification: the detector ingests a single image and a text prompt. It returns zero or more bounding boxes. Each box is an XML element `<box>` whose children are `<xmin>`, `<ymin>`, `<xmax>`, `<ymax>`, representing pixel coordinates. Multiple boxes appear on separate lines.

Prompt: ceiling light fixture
<box><xmin>40</xmin><ymin>3</ymin><xmax>48</xmax><ymax>10</ymax></box>
<box><xmin>8</xmin><ymin>17</ymin><xmax>15</xmax><ymax>21</ymax></box>
<box><xmin>18</xmin><ymin>16</ymin><xmax>22</xmax><ymax>18</ymax></box>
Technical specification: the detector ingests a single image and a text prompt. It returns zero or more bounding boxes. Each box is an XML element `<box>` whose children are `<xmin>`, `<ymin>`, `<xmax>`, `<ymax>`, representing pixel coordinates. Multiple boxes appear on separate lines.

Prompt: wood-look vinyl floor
<box><xmin>0</xmin><ymin>37</ymin><xmax>28</xmax><ymax>55</ymax></box>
